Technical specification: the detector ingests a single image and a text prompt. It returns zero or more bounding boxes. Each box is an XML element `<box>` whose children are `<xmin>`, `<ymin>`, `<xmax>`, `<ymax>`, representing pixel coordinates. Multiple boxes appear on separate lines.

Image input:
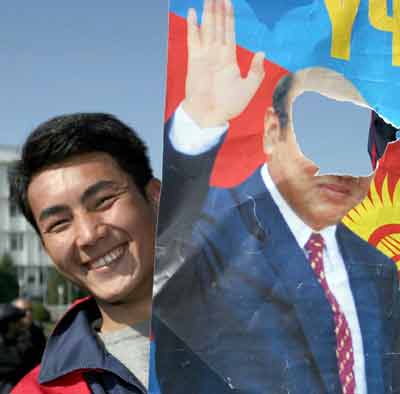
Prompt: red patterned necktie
<box><xmin>305</xmin><ymin>233</ymin><xmax>356</xmax><ymax>394</ymax></box>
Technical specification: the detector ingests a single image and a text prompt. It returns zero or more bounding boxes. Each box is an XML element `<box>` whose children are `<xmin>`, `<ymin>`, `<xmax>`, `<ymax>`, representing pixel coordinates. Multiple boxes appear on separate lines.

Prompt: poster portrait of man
<box><xmin>152</xmin><ymin>1</ymin><xmax>400</xmax><ymax>393</ymax></box>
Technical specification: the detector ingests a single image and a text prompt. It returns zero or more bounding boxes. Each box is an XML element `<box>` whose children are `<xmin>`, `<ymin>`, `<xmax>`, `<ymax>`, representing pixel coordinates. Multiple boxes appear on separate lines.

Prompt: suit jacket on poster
<box><xmin>154</xmin><ymin>121</ymin><xmax>400</xmax><ymax>394</ymax></box>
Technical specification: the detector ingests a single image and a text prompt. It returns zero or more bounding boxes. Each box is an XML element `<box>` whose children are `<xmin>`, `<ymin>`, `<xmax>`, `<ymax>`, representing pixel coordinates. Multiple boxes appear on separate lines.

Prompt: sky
<box><xmin>0</xmin><ymin>1</ymin><xmax>372</xmax><ymax>179</ymax></box>
<box><xmin>0</xmin><ymin>1</ymin><xmax>168</xmax><ymax>177</ymax></box>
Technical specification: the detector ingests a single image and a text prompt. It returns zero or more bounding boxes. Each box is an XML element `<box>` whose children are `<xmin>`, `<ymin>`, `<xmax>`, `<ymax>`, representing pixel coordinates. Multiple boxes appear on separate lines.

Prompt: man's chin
<box><xmin>93</xmin><ymin>284</ymin><xmax>147</xmax><ymax>307</ymax></box>
<box><xmin>308</xmin><ymin>208</ymin><xmax>347</xmax><ymax>230</ymax></box>
<box><xmin>93</xmin><ymin>290</ymin><xmax>131</xmax><ymax>306</ymax></box>
<box><xmin>89</xmin><ymin>273</ymin><xmax>152</xmax><ymax>307</ymax></box>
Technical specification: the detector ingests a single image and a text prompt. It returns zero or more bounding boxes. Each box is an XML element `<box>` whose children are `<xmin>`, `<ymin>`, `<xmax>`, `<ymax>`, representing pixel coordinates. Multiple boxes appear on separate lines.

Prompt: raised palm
<box><xmin>183</xmin><ymin>0</ymin><xmax>265</xmax><ymax>127</ymax></box>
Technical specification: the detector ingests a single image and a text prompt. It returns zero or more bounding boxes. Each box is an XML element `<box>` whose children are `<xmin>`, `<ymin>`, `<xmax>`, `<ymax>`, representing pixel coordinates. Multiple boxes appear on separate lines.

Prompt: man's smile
<box><xmin>88</xmin><ymin>243</ymin><xmax>128</xmax><ymax>271</ymax></box>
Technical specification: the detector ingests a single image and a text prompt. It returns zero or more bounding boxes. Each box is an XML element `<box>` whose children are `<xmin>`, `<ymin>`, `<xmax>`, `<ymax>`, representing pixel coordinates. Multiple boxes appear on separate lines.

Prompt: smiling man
<box><xmin>153</xmin><ymin>1</ymin><xmax>400</xmax><ymax>393</ymax></box>
<box><xmin>10</xmin><ymin>113</ymin><xmax>160</xmax><ymax>394</ymax></box>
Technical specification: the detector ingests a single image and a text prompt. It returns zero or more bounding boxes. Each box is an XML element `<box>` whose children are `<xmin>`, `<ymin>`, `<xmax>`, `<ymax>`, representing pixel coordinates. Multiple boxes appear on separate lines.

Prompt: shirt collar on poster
<box><xmin>261</xmin><ymin>164</ymin><xmax>337</xmax><ymax>255</ymax></box>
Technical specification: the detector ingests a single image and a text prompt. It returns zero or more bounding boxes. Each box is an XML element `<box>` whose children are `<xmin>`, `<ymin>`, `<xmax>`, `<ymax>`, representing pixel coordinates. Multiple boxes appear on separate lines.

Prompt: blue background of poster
<box><xmin>171</xmin><ymin>0</ymin><xmax>400</xmax><ymax>127</ymax></box>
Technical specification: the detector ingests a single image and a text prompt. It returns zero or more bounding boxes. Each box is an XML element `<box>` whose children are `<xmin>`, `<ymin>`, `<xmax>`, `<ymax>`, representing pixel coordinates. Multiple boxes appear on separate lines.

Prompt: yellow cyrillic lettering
<box><xmin>369</xmin><ymin>0</ymin><xmax>400</xmax><ymax>66</ymax></box>
<box><xmin>324</xmin><ymin>0</ymin><xmax>361</xmax><ymax>61</ymax></box>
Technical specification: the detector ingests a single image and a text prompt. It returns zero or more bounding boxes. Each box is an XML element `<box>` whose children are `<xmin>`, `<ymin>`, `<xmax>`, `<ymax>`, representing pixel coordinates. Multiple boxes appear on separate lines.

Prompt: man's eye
<box><xmin>95</xmin><ymin>195</ymin><xmax>117</xmax><ymax>209</ymax></box>
<box><xmin>46</xmin><ymin>219</ymin><xmax>70</xmax><ymax>233</ymax></box>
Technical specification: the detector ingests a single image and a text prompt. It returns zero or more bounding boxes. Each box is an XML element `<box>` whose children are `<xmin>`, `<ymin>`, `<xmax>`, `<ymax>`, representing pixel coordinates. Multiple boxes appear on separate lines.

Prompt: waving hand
<box><xmin>182</xmin><ymin>0</ymin><xmax>265</xmax><ymax>128</ymax></box>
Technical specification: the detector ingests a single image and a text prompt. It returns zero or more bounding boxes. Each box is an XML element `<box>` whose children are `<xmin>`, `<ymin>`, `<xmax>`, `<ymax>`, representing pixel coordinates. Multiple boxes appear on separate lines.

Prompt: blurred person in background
<box><xmin>0</xmin><ymin>303</ymin><xmax>33</xmax><ymax>394</ymax></box>
<box><xmin>13</xmin><ymin>298</ymin><xmax>46</xmax><ymax>375</ymax></box>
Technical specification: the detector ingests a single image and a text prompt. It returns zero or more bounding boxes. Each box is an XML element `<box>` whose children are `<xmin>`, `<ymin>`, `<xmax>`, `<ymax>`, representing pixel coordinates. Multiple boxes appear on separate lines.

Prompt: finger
<box><xmin>187</xmin><ymin>8</ymin><xmax>200</xmax><ymax>50</ymax></box>
<box><xmin>249</xmin><ymin>51</ymin><xmax>265</xmax><ymax>76</ymax></box>
<box><xmin>215</xmin><ymin>0</ymin><xmax>225</xmax><ymax>44</ymax></box>
<box><xmin>201</xmin><ymin>0</ymin><xmax>216</xmax><ymax>45</ymax></box>
<box><xmin>225</xmin><ymin>0</ymin><xmax>236</xmax><ymax>58</ymax></box>
<box><xmin>246</xmin><ymin>51</ymin><xmax>266</xmax><ymax>88</ymax></box>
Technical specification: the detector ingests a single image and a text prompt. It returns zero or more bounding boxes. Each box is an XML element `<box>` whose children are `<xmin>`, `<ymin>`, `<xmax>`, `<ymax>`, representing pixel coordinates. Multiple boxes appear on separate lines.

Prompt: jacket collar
<box><xmin>39</xmin><ymin>297</ymin><xmax>141</xmax><ymax>389</ymax></box>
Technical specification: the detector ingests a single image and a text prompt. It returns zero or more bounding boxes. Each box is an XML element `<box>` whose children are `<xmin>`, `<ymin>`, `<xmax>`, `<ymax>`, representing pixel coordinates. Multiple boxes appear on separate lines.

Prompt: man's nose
<box><xmin>75</xmin><ymin>212</ymin><xmax>106</xmax><ymax>247</ymax></box>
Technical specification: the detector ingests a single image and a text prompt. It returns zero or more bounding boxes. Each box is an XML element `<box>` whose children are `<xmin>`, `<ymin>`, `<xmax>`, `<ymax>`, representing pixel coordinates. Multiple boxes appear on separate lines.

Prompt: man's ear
<box><xmin>263</xmin><ymin>107</ymin><xmax>281</xmax><ymax>156</ymax></box>
<box><xmin>145</xmin><ymin>178</ymin><xmax>161</xmax><ymax>210</ymax></box>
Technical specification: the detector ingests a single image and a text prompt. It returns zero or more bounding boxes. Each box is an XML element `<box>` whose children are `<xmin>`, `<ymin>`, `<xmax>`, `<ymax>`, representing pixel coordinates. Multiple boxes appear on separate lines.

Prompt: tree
<box><xmin>0</xmin><ymin>253</ymin><xmax>19</xmax><ymax>302</ymax></box>
<box><xmin>32</xmin><ymin>302</ymin><xmax>51</xmax><ymax>323</ymax></box>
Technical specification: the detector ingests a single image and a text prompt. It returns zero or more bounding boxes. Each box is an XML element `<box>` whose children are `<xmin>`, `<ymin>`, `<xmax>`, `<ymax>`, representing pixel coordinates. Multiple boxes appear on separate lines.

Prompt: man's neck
<box><xmin>96</xmin><ymin>280</ymin><xmax>153</xmax><ymax>333</ymax></box>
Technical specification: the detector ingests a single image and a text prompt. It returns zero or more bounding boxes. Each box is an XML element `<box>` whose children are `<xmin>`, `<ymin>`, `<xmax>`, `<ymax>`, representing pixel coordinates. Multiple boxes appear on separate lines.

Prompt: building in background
<box><xmin>0</xmin><ymin>145</ymin><xmax>51</xmax><ymax>300</ymax></box>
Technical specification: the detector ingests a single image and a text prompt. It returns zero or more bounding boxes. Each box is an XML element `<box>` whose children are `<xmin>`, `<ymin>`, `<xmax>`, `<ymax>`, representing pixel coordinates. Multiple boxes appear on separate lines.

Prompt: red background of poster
<box><xmin>165</xmin><ymin>13</ymin><xmax>288</xmax><ymax>188</ymax></box>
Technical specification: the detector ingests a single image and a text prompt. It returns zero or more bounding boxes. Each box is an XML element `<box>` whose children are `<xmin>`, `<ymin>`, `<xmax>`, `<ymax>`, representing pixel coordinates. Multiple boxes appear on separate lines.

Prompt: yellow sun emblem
<box><xmin>342</xmin><ymin>175</ymin><xmax>400</xmax><ymax>271</ymax></box>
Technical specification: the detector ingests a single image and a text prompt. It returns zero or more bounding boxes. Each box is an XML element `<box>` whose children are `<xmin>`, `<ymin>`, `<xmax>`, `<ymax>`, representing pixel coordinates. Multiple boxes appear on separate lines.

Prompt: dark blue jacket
<box><xmin>12</xmin><ymin>297</ymin><xmax>150</xmax><ymax>394</ymax></box>
<box><xmin>156</xmin><ymin>168</ymin><xmax>400</xmax><ymax>393</ymax></box>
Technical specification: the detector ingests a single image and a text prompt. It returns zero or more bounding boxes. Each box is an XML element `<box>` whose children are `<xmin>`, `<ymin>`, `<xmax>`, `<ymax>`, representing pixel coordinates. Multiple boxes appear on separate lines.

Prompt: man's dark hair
<box><xmin>272</xmin><ymin>73</ymin><xmax>294</xmax><ymax>134</ymax></box>
<box><xmin>8</xmin><ymin>113</ymin><xmax>153</xmax><ymax>235</ymax></box>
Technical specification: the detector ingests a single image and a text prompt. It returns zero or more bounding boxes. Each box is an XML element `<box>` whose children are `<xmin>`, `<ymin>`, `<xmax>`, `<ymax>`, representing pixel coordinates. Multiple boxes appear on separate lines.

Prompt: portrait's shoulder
<box><xmin>205</xmin><ymin>168</ymin><xmax>266</xmax><ymax>214</ymax></box>
<box><xmin>205</xmin><ymin>185</ymin><xmax>237</xmax><ymax>212</ymax></box>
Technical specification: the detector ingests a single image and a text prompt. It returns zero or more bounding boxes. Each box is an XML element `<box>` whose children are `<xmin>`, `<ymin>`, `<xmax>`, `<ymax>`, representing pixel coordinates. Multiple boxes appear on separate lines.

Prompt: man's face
<box><xmin>264</xmin><ymin>108</ymin><xmax>372</xmax><ymax>230</ymax></box>
<box><xmin>28</xmin><ymin>152</ymin><xmax>159</xmax><ymax>305</ymax></box>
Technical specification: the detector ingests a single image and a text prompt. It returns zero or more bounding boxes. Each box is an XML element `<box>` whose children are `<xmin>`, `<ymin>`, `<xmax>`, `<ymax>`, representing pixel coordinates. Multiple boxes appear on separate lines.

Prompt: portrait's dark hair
<box><xmin>272</xmin><ymin>73</ymin><xmax>294</xmax><ymax>134</ymax></box>
<box><xmin>8</xmin><ymin>113</ymin><xmax>153</xmax><ymax>235</ymax></box>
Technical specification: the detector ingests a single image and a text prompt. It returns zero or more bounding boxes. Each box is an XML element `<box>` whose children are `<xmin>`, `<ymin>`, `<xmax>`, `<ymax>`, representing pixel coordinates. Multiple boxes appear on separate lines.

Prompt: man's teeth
<box><xmin>91</xmin><ymin>246</ymin><xmax>125</xmax><ymax>269</ymax></box>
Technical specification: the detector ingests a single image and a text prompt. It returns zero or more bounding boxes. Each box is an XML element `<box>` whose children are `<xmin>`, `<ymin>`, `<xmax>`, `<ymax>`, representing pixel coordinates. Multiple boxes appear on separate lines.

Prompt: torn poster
<box><xmin>151</xmin><ymin>1</ymin><xmax>400</xmax><ymax>393</ymax></box>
